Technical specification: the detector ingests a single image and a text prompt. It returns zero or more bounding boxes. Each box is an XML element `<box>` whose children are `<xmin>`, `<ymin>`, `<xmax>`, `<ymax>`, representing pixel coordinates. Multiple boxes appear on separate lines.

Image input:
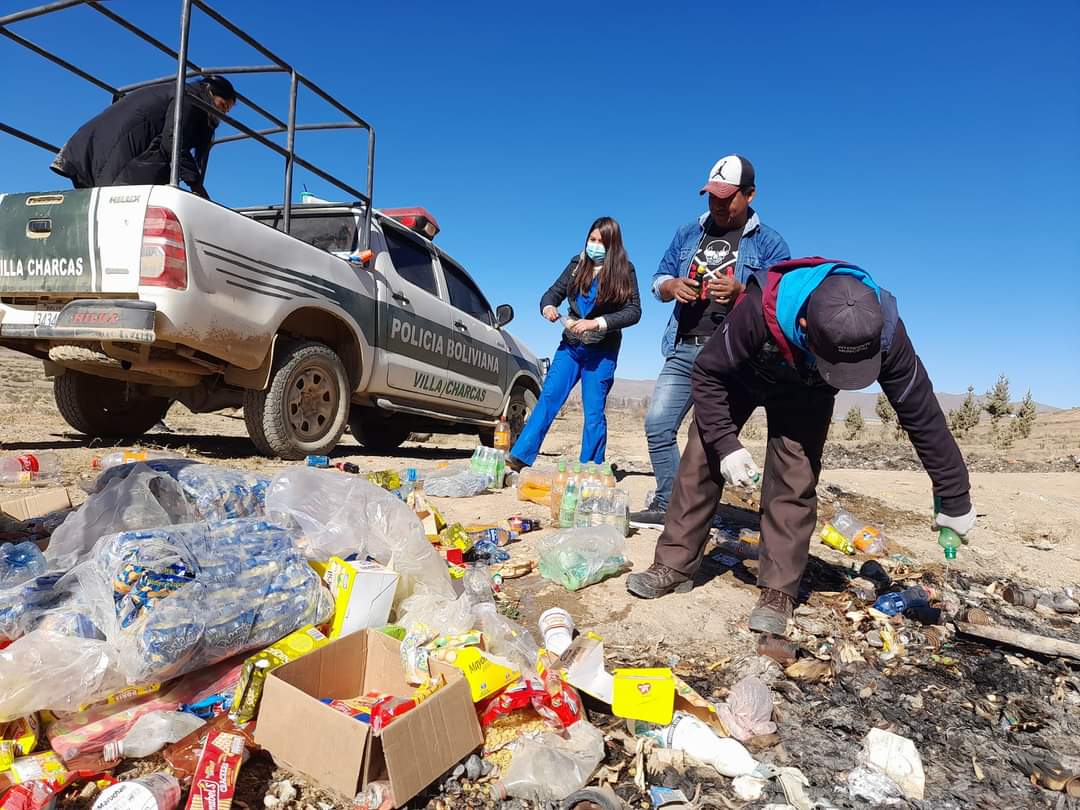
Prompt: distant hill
<box><xmin>571</xmin><ymin>378</ymin><xmax>1061</xmax><ymax>421</ymax></box>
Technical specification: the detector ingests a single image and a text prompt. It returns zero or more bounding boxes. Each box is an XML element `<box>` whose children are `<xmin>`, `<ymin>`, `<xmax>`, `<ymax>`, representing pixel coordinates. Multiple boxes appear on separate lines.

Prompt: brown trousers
<box><xmin>653</xmin><ymin>382</ymin><xmax>835</xmax><ymax>598</ymax></box>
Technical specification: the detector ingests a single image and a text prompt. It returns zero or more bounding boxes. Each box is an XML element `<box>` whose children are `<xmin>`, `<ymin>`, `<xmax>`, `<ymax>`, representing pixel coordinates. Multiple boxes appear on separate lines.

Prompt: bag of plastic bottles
<box><xmin>265</xmin><ymin>466</ymin><xmax>453</xmax><ymax>598</ymax></box>
<box><xmin>536</xmin><ymin>526</ymin><xmax>628</xmax><ymax>591</ymax></box>
<box><xmin>423</xmin><ymin>468</ymin><xmax>491</xmax><ymax>498</ymax></box>
<box><xmin>0</xmin><ymin>542</ymin><xmax>47</xmax><ymax>588</ymax></box>
<box><xmin>47</xmin><ymin>465</ymin><xmax>197</xmax><ymax>572</ymax></box>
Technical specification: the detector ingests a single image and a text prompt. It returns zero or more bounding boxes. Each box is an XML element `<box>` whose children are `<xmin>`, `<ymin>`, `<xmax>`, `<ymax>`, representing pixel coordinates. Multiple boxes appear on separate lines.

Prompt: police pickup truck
<box><xmin>0</xmin><ymin>190</ymin><xmax>542</xmax><ymax>459</ymax></box>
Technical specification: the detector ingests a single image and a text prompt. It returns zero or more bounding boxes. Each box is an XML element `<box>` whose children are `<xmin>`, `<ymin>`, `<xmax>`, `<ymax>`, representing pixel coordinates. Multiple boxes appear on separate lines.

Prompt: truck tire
<box><xmin>244</xmin><ymin>341</ymin><xmax>350</xmax><ymax>460</ymax></box>
<box><xmin>54</xmin><ymin>372</ymin><xmax>171</xmax><ymax>438</ymax></box>
<box><xmin>480</xmin><ymin>385</ymin><xmax>535</xmax><ymax>448</ymax></box>
<box><xmin>348</xmin><ymin>410</ymin><xmax>412</xmax><ymax>453</ymax></box>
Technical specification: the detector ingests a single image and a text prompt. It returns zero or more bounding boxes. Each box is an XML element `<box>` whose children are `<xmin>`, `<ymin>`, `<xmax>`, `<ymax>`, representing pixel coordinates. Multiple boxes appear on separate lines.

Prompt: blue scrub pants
<box><xmin>510</xmin><ymin>340</ymin><xmax>618</xmax><ymax>465</ymax></box>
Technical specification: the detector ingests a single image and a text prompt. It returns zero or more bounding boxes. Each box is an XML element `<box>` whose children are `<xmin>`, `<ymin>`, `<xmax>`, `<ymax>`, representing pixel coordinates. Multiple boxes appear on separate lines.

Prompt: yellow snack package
<box><xmin>434</xmin><ymin>647</ymin><xmax>519</xmax><ymax>703</ymax></box>
<box><xmin>231</xmin><ymin>625</ymin><xmax>329</xmax><ymax>723</ymax></box>
<box><xmin>0</xmin><ymin>715</ymin><xmax>40</xmax><ymax>772</ymax></box>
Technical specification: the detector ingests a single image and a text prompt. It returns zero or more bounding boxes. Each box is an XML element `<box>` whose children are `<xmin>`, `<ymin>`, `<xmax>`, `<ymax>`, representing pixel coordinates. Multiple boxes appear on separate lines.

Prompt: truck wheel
<box><xmin>348</xmin><ymin>410</ymin><xmax>412</xmax><ymax>453</ymax></box>
<box><xmin>480</xmin><ymin>385</ymin><xmax>535</xmax><ymax>448</ymax></box>
<box><xmin>244</xmin><ymin>341</ymin><xmax>350</xmax><ymax>460</ymax></box>
<box><xmin>54</xmin><ymin>371</ymin><xmax>171</xmax><ymax>438</ymax></box>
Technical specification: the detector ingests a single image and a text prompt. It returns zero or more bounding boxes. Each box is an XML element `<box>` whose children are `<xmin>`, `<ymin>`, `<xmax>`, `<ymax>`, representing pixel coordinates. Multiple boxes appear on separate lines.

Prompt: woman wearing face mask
<box><xmin>508</xmin><ymin>217</ymin><xmax>641</xmax><ymax>471</ymax></box>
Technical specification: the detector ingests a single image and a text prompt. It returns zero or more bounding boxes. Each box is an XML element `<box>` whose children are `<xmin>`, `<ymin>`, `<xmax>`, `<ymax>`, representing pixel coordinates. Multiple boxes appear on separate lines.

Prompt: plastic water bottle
<box><xmin>550</xmin><ymin>460</ymin><xmax>568</xmax><ymax>520</ymax></box>
<box><xmin>91</xmin><ymin>449</ymin><xmax>175</xmax><ymax>470</ymax></box>
<box><xmin>0</xmin><ymin>541</ymin><xmax>47</xmax><ymax>587</ymax></box>
<box><xmin>559</xmin><ymin>479</ymin><xmax>580</xmax><ymax>529</ymax></box>
<box><xmin>101</xmin><ymin>710</ymin><xmax>205</xmax><ymax>759</ymax></box>
<box><xmin>470</xmin><ymin>446</ymin><xmax>483</xmax><ymax>473</ymax></box>
<box><xmin>0</xmin><ymin>452</ymin><xmax>60</xmax><ymax>486</ymax></box>
<box><xmin>873</xmin><ymin>586</ymin><xmax>936</xmax><ymax>617</ymax></box>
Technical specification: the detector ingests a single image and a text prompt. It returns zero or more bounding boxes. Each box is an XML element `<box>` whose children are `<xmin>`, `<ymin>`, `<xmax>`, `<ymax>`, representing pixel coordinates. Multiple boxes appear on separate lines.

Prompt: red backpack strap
<box><xmin>761</xmin><ymin>270</ymin><xmax>798</xmax><ymax>367</ymax></box>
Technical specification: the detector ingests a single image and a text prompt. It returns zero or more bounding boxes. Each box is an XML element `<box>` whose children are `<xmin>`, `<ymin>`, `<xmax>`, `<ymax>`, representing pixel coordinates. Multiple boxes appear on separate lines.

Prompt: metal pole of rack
<box><xmin>169</xmin><ymin>0</ymin><xmax>193</xmax><ymax>187</ymax></box>
<box><xmin>362</xmin><ymin>128</ymin><xmax>375</xmax><ymax>251</ymax></box>
<box><xmin>282</xmin><ymin>70</ymin><xmax>298</xmax><ymax>234</ymax></box>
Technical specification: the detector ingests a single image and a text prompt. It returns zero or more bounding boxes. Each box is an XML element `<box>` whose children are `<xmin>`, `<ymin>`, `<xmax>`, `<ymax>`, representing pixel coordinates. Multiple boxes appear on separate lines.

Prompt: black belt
<box><xmin>676</xmin><ymin>334</ymin><xmax>711</xmax><ymax>346</ymax></box>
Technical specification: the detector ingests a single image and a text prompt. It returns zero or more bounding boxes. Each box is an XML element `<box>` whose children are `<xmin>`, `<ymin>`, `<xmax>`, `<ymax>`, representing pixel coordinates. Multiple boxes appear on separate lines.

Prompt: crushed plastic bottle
<box><xmin>0</xmin><ymin>541</ymin><xmax>47</xmax><ymax>588</ymax></box>
<box><xmin>0</xmin><ymin>452</ymin><xmax>60</xmax><ymax>486</ymax></box>
<box><xmin>353</xmin><ymin>781</ymin><xmax>394</xmax><ymax>810</ymax></box>
<box><xmin>91</xmin><ymin>450</ymin><xmax>176</xmax><ymax>471</ymax></box>
<box><xmin>102</xmin><ymin>710</ymin><xmax>206</xmax><ymax>760</ymax></box>
<box><xmin>632</xmin><ymin>711</ymin><xmax>766</xmax><ymax>778</ymax></box>
<box><xmin>873</xmin><ymin>586</ymin><xmax>936</xmax><ymax>617</ymax></box>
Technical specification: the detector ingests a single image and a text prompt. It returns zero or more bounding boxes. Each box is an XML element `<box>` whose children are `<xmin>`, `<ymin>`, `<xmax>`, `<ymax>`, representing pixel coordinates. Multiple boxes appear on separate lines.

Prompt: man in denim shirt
<box><xmin>630</xmin><ymin>156</ymin><xmax>790</xmax><ymax>528</ymax></box>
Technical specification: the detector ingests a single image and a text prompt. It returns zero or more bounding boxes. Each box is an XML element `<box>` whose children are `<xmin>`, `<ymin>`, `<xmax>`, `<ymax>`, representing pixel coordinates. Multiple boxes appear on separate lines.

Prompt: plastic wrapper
<box><xmin>423</xmin><ymin>469</ymin><xmax>491</xmax><ymax>498</ymax></box>
<box><xmin>715</xmin><ymin>676</ymin><xmax>776</xmax><ymax>741</ymax></box>
<box><xmin>499</xmin><ymin>721</ymin><xmax>605</xmax><ymax>802</ymax></box>
<box><xmin>90</xmin><ymin>460</ymin><xmax>269</xmax><ymax>524</ymax></box>
<box><xmin>47</xmin><ymin>466</ymin><xmax>196</xmax><ymax>572</ymax></box>
<box><xmin>265</xmin><ymin>467</ymin><xmax>452</xmax><ymax>598</ymax></box>
<box><xmin>536</xmin><ymin>526</ymin><xmax>628</xmax><ymax>591</ymax></box>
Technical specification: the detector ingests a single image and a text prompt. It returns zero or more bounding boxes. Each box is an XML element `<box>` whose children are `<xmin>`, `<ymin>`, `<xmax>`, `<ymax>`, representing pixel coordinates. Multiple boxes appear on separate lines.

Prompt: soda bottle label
<box><xmin>16</xmin><ymin>454</ymin><xmax>38</xmax><ymax>473</ymax></box>
<box><xmin>820</xmin><ymin>524</ymin><xmax>855</xmax><ymax>555</ymax></box>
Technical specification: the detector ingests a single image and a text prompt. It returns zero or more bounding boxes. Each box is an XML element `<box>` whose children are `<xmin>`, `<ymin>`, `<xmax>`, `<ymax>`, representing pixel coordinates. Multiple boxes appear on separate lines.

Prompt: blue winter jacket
<box><xmin>650</xmin><ymin>209</ymin><xmax>790</xmax><ymax>358</ymax></box>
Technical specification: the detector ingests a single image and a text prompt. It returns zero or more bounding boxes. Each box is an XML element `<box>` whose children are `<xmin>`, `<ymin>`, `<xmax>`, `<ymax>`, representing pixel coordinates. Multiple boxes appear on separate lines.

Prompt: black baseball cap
<box><xmin>805</xmin><ymin>275</ymin><xmax>884</xmax><ymax>390</ymax></box>
<box><xmin>201</xmin><ymin>74</ymin><xmax>237</xmax><ymax>103</ymax></box>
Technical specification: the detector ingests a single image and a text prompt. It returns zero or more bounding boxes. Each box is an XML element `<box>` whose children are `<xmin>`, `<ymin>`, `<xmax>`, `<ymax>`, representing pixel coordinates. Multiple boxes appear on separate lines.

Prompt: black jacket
<box><xmin>539</xmin><ymin>256</ymin><xmax>642</xmax><ymax>351</ymax></box>
<box><xmin>692</xmin><ymin>279</ymin><xmax>971</xmax><ymax>514</ymax></box>
<box><xmin>51</xmin><ymin>81</ymin><xmax>219</xmax><ymax>197</ymax></box>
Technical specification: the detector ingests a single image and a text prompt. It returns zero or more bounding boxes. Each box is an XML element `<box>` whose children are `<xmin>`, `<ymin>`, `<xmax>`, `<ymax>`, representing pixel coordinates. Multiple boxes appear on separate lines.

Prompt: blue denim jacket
<box><xmin>651</xmin><ymin>209</ymin><xmax>791</xmax><ymax>359</ymax></box>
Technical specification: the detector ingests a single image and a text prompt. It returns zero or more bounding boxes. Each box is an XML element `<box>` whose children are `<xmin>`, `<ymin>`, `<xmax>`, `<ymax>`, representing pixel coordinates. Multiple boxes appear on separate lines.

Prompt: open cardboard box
<box><xmin>0</xmin><ymin>487</ymin><xmax>70</xmax><ymax>522</ymax></box>
<box><xmin>255</xmin><ymin>629</ymin><xmax>483</xmax><ymax>806</ymax></box>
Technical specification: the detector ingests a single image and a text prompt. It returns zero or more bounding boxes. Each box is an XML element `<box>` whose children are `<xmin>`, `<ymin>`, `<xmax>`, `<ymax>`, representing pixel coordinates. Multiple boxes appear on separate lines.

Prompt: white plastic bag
<box><xmin>47</xmin><ymin>465</ymin><xmax>196</xmax><ymax>571</ymax></box>
<box><xmin>716</xmin><ymin>676</ymin><xmax>777</xmax><ymax>741</ymax></box>
<box><xmin>265</xmin><ymin>467</ymin><xmax>453</xmax><ymax>598</ymax></box>
<box><xmin>537</xmin><ymin>525</ymin><xmax>628</xmax><ymax>591</ymax></box>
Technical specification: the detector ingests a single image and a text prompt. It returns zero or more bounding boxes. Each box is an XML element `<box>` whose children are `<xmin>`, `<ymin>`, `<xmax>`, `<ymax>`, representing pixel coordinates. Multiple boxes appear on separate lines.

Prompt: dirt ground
<box><xmin>1</xmin><ymin>348</ymin><xmax>1078</xmax><ymax>661</ymax></box>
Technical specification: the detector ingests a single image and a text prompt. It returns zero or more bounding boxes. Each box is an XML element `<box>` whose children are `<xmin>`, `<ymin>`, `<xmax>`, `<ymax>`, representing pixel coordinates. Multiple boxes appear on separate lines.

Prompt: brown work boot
<box><xmin>748</xmin><ymin>588</ymin><xmax>795</xmax><ymax>635</ymax></box>
<box><xmin>626</xmin><ymin>563</ymin><xmax>693</xmax><ymax>599</ymax></box>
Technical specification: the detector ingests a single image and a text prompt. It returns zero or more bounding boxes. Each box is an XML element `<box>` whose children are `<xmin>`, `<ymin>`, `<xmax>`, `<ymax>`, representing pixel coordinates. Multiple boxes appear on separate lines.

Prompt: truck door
<box><xmin>372</xmin><ymin>223</ymin><xmax>450</xmax><ymax>400</ymax></box>
<box><xmin>436</xmin><ymin>254</ymin><xmax>506</xmax><ymax>414</ymax></box>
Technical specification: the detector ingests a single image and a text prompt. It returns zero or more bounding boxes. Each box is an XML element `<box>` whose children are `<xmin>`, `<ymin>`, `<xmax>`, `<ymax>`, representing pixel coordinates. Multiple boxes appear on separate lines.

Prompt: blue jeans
<box><xmin>644</xmin><ymin>341</ymin><xmax>702</xmax><ymax>509</ymax></box>
<box><xmin>511</xmin><ymin>341</ymin><xmax>618</xmax><ymax>466</ymax></box>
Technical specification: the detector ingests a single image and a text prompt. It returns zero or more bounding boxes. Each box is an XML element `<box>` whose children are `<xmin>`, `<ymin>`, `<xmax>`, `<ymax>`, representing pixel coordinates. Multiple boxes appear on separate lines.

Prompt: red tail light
<box><xmin>140</xmin><ymin>206</ymin><xmax>188</xmax><ymax>289</ymax></box>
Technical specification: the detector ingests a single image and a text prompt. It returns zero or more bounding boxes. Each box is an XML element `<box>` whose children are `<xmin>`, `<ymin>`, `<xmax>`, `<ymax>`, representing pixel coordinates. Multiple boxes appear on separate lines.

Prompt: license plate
<box><xmin>34</xmin><ymin>303</ymin><xmax>64</xmax><ymax>326</ymax></box>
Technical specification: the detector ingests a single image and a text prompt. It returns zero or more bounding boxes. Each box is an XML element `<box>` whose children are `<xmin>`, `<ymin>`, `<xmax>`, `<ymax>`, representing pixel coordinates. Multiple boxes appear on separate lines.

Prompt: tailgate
<box><xmin>0</xmin><ymin>188</ymin><xmax>146</xmax><ymax>296</ymax></box>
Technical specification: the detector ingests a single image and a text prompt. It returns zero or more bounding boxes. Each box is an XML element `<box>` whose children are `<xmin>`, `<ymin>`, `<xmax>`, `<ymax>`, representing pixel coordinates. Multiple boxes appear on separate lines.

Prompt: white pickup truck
<box><xmin>0</xmin><ymin>188</ymin><xmax>543</xmax><ymax>458</ymax></box>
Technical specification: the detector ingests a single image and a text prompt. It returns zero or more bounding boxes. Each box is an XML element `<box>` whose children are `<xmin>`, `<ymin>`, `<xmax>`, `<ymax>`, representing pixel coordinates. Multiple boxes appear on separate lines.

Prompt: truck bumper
<box><xmin>0</xmin><ymin>299</ymin><xmax>156</xmax><ymax>343</ymax></box>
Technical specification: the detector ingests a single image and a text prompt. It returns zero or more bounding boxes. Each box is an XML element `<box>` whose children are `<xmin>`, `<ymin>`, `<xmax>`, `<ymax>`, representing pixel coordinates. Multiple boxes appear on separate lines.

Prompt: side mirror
<box><xmin>495</xmin><ymin>304</ymin><xmax>514</xmax><ymax>328</ymax></box>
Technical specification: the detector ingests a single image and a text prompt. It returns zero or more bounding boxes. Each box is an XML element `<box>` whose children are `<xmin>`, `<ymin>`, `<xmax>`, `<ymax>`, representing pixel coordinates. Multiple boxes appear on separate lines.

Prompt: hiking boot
<box><xmin>626</xmin><ymin>563</ymin><xmax>693</xmax><ymax>599</ymax></box>
<box><xmin>748</xmin><ymin>588</ymin><xmax>795</xmax><ymax>635</ymax></box>
<box><xmin>506</xmin><ymin>455</ymin><xmax>528</xmax><ymax>473</ymax></box>
<box><xmin>629</xmin><ymin>501</ymin><xmax>666</xmax><ymax>530</ymax></box>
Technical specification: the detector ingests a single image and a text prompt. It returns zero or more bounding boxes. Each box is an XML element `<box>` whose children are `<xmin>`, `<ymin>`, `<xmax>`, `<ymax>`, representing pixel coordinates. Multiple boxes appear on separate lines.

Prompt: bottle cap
<box><xmin>943</xmin><ymin>546</ymin><xmax>957</xmax><ymax>560</ymax></box>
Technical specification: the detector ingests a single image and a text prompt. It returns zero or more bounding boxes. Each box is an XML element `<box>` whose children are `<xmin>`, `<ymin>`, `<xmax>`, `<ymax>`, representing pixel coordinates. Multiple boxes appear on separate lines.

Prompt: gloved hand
<box><xmin>933</xmin><ymin>505</ymin><xmax>976</xmax><ymax>537</ymax></box>
<box><xmin>720</xmin><ymin>448</ymin><xmax>760</xmax><ymax>488</ymax></box>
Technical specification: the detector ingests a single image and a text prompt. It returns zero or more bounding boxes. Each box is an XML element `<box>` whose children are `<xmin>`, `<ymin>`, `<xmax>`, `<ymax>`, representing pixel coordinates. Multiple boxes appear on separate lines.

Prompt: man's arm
<box><xmin>651</xmin><ymin>226</ymin><xmax>687</xmax><ymax>301</ymax></box>
<box><xmin>691</xmin><ymin>288</ymin><xmax>768</xmax><ymax>458</ymax></box>
<box><xmin>879</xmin><ymin>319</ymin><xmax>971</xmax><ymax>514</ymax></box>
<box><xmin>160</xmin><ymin>95</ymin><xmax>209</xmax><ymax>197</ymax></box>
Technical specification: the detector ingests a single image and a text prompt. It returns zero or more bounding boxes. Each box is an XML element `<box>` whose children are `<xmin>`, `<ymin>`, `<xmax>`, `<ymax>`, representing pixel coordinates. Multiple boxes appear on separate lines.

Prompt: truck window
<box><xmin>441</xmin><ymin>256</ymin><xmax>493</xmax><ymax>326</ymax></box>
<box><xmin>383</xmin><ymin>227</ymin><xmax>439</xmax><ymax>296</ymax></box>
<box><xmin>255</xmin><ymin>213</ymin><xmax>358</xmax><ymax>253</ymax></box>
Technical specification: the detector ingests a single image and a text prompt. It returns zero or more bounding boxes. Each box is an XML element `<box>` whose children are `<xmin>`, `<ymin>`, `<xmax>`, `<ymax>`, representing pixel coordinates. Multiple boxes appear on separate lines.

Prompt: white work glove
<box><xmin>933</xmin><ymin>505</ymin><xmax>976</xmax><ymax>538</ymax></box>
<box><xmin>720</xmin><ymin>448</ymin><xmax>760</xmax><ymax>488</ymax></box>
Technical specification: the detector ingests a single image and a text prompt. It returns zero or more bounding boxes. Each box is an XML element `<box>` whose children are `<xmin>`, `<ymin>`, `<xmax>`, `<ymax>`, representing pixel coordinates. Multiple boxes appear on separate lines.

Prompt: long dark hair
<box><xmin>570</xmin><ymin>216</ymin><xmax>633</xmax><ymax>306</ymax></box>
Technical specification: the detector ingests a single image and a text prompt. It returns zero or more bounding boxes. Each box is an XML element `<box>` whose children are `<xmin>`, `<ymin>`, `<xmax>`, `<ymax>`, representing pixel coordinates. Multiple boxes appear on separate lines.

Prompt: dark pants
<box><xmin>653</xmin><ymin>380</ymin><xmax>835</xmax><ymax>598</ymax></box>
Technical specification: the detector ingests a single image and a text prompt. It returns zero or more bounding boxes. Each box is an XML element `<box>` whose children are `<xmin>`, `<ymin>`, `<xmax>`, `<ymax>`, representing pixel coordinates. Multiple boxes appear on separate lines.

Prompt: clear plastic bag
<box><xmin>265</xmin><ymin>467</ymin><xmax>453</xmax><ymax>598</ymax></box>
<box><xmin>47</xmin><ymin>465</ymin><xmax>196</xmax><ymax>571</ymax></box>
<box><xmin>537</xmin><ymin>525</ymin><xmax>628</xmax><ymax>591</ymax></box>
<box><xmin>0</xmin><ymin>541</ymin><xmax>47</xmax><ymax>588</ymax></box>
<box><xmin>715</xmin><ymin>676</ymin><xmax>777</xmax><ymax>741</ymax></box>
<box><xmin>423</xmin><ymin>469</ymin><xmax>491</xmax><ymax>498</ymax></box>
<box><xmin>501</xmin><ymin>721</ymin><xmax>606</xmax><ymax>802</ymax></box>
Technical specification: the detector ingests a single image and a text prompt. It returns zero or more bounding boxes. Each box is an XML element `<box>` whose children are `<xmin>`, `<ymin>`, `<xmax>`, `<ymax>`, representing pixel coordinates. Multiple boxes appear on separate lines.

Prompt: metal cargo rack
<box><xmin>0</xmin><ymin>0</ymin><xmax>375</xmax><ymax>247</ymax></box>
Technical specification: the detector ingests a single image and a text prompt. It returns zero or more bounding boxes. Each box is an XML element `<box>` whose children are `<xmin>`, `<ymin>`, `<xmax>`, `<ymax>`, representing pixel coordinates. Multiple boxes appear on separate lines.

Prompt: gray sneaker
<box><xmin>629</xmin><ymin>501</ymin><xmax>666</xmax><ymax>530</ymax></box>
<box><xmin>748</xmin><ymin>588</ymin><xmax>795</xmax><ymax>635</ymax></box>
<box><xmin>626</xmin><ymin>563</ymin><xmax>693</xmax><ymax>599</ymax></box>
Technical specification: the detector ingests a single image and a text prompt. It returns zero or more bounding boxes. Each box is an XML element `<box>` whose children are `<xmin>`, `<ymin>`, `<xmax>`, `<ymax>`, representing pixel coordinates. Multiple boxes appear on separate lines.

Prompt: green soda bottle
<box><xmin>938</xmin><ymin>526</ymin><xmax>962</xmax><ymax>560</ymax></box>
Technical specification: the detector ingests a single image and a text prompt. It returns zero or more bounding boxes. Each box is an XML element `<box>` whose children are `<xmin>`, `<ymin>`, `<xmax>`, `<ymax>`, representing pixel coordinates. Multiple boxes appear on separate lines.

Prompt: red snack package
<box><xmin>164</xmin><ymin>714</ymin><xmax>256</xmax><ymax>783</ymax></box>
<box><xmin>182</xmin><ymin>730</ymin><xmax>245</xmax><ymax>810</ymax></box>
<box><xmin>370</xmin><ymin>697</ymin><xmax>415</xmax><ymax>734</ymax></box>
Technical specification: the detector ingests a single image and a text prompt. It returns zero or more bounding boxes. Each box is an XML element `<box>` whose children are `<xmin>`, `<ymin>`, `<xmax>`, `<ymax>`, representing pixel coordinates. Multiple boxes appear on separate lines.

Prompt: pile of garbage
<box><xmin>0</xmin><ymin>449</ymin><xmax>1078</xmax><ymax>810</ymax></box>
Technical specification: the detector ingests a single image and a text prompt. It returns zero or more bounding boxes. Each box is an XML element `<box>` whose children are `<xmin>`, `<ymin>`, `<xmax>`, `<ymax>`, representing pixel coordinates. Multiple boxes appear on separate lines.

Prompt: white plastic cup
<box><xmin>538</xmin><ymin>607</ymin><xmax>575</xmax><ymax>656</ymax></box>
<box><xmin>93</xmin><ymin>774</ymin><xmax>182</xmax><ymax>810</ymax></box>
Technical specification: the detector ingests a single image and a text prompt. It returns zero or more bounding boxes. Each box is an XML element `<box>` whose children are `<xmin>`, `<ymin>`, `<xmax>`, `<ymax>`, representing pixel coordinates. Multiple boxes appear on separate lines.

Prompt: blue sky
<box><xmin>1</xmin><ymin>0</ymin><xmax>1078</xmax><ymax>406</ymax></box>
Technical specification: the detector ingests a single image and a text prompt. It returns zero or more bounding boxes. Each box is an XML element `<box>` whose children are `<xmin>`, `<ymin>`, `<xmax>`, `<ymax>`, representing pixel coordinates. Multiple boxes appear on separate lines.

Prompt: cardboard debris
<box><xmin>0</xmin><ymin>488</ymin><xmax>70</xmax><ymax>522</ymax></box>
<box><xmin>255</xmin><ymin>629</ymin><xmax>482</xmax><ymax>806</ymax></box>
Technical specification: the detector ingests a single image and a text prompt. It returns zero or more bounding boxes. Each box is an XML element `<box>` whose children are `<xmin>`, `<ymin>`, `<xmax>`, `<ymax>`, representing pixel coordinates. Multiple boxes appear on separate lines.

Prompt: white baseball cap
<box><xmin>700</xmin><ymin>154</ymin><xmax>756</xmax><ymax>198</ymax></box>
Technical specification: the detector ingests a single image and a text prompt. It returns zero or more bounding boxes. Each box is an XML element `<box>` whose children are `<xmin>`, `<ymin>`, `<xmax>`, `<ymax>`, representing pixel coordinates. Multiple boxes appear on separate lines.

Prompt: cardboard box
<box><xmin>0</xmin><ymin>488</ymin><xmax>71</xmax><ymax>522</ymax></box>
<box><xmin>256</xmin><ymin>629</ymin><xmax>483</xmax><ymax>806</ymax></box>
<box><xmin>311</xmin><ymin>558</ymin><xmax>399</xmax><ymax>639</ymax></box>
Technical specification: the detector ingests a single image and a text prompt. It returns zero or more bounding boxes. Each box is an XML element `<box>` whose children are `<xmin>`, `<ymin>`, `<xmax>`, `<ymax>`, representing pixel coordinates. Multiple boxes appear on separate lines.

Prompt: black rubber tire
<box><xmin>53</xmin><ymin>371</ymin><xmax>171</xmax><ymax>439</ymax></box>
<box><xmin>348</xmin><ymin>410</ymin><xmax>412</xmax><ymax>453</ymax></box>
<box><xmin>480</xmin><ymin>385</ymin><xmax>533</xmax><ymax>447</ymax></box>
<box><xmin>244</xmin><ymin>341</ymin><xmax>350</xmax><ymax>460</ymax></box>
